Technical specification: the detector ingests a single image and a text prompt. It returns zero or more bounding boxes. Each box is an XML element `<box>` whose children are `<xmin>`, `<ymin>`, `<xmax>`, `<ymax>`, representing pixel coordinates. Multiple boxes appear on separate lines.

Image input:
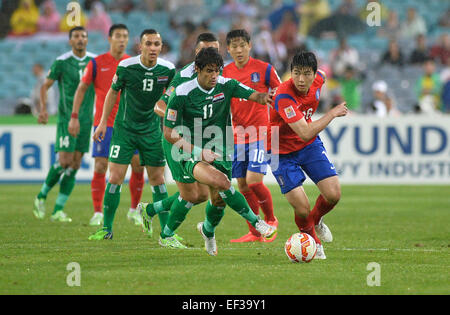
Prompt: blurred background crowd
<box><xmin>0</xmin><ymin>0</ymin><xmax>449</xmax><ymax>117</ymax></box>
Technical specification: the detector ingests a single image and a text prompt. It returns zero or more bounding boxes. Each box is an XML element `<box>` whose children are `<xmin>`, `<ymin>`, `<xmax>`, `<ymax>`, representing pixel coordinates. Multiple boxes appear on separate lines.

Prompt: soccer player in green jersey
<box><xmin>33</xmin><ymin>26</ymin><xmax>96</xmax><ymax>222</ymax></box>
<box><xmin>141</xmin><ymin>47</ymin><xmax>277</xmax><ymax>254</ymax></box>
<box><xmin>88</xmin><ymin>29</ymin><xmax>176</xmax><ymax>240</ymax></box>
<box><xmin>138</xmin><ymin>33</ymin><xmax>220</xmax><ymax>239</ymax></box>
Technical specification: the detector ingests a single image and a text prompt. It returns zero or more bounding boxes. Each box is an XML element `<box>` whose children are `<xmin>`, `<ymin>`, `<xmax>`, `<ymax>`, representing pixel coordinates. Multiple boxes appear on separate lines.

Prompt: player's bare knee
<box><xmin>210</xmin><ymin>195</ymin><xmax>226</xmax><ymax>207</ymax></box>
<box><xmin>324</xmin><ymin>189</ymin><xmax>341</xmax><ymax>205</ymax></box>
<box><xmin>180</xmin><ymin>191</ymin><xmax>198</xmax><ymax>204</ymax></box>
<box><xmin>216</xmin><ymin>176</ymin><xmax>231</xmax><ymax>191</ymax></box>
<box><xmin>196</xmin><ymin>191</ymin><xmax>209</xmax><ymax>204</ymax></box>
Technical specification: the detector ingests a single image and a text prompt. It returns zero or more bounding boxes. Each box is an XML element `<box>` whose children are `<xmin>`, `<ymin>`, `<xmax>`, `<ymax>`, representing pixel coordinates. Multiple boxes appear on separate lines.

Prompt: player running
<box><xmin>223</xmin><ymin>29</ymin><xmax>281</xmax><ymax>243</ymax></box>
<box><xmin>33</xmin><ymin>26</ymin><xmax>96</xmax><ymax>222</ymax></box>
<box><xmin>68</xmin><ymin>24</ymin><xmax>145</xmax><ymax>227</ymax></box>
<box><xmin>138</xmin><ymin>33</ymin><xmax>220</xmax><ymax>241</ymax></box>
<box><xmin>88</xmin><ymin>29</ymin><xmax>176</xmax><ymax>240</ymax></box>
<box><xmin>142</xmin><ymin>47</ymin><xmax>277</xmax><ymax>255</ymax></box>
<box><xmin>270</xmin><ymin>51</ymin><xmax>348</xmax><ymax>259</ymax></box>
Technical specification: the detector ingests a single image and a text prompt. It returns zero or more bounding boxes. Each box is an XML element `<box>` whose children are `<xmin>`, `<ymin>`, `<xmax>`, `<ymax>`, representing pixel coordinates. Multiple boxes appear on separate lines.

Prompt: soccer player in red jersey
<box><xmin>223</xmin><ymin>29</ymin><xmax>281</xmax><ymax>243</ymax></box>
<box><xmin>69</xmin><ymin>24</ymin><xmax>145</xmax><ymax>226</ymax></box>
<box><xmin>270</xmin><ymin>51</ymin><xmax>348</xmax><ymax>259</ymax></box>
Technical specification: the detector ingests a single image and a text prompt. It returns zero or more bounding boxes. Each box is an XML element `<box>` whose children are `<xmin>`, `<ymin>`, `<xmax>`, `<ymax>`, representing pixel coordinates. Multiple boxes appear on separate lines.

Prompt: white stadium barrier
<box><xmin>1</xmin><ymin>114</ymin><xmax>449</xmax><ymax>184</ymax></box>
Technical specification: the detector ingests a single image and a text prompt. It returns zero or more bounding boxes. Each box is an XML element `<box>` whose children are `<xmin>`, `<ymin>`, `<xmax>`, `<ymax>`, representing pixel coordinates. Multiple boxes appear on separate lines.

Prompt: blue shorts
<box><xmin>232</xmin><ymin>140</ymin><xmax>269</xmax><ymax>178</ymax></box>
<box><xmin>92</xmin><ymin>126</ymin><xmax>138</xmax><ymax>158</ymax></box>
<box><xmin>272</xmin><ymin>137</ymin><xmax>337</xmax><ymax>194</ymax></box>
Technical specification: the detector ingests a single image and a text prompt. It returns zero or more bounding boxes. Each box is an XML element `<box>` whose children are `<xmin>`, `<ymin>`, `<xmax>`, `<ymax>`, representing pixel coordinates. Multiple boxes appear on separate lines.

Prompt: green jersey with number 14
<box><xmin>111</xmin><ymin>55</ymin><xmax>176</xmax><ymax>135</ymax></box>
<box><xmin>47</xmin><ymin>51</ymin><xmax>96</xmax><ymax>125</ymax></box>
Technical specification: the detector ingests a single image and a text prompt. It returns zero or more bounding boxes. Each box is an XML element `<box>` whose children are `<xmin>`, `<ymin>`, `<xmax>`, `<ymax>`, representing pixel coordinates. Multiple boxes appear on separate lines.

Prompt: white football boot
<box><xmin>315</xmin><ymin>217</ymin><xmax>333</xmax><ymax>243</ymax></box>
<box><xmin>314</xmin><ymin>243</ymin><xmax>327</xmax><ymax>260</ymax></box>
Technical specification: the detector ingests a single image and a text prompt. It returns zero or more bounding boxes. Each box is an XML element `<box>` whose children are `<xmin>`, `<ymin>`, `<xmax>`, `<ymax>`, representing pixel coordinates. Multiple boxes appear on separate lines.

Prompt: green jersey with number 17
<box><xmin>111</xmin><ymin>55</ymin><xmax>176</xmax><ymax>135</ymax></box>
<box><xmin>164</xmin><ymin>76</ymin><xmax>255</xmax><ymax>159</ymax></box>
<box><xmin>47</xmin><ymin>51</ymin><xmax>96</xmax><ymax>125</ymax></box>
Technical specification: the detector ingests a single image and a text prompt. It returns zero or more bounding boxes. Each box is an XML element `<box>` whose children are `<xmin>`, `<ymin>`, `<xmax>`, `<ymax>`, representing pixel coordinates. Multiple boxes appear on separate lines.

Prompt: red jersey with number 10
<box><xmin>270</xmin><ymin>70</ymin><xmax>326</xmax><ymax>154</ymax></box>
<box><xmin>81</xmin><ymin>52</ymin><xmax>130</xmax><ymax>127</ymax></box>
<box><xmin>223</xmin><ymin>57</ymin><xmax>281</xmax><ymax>144</ymax></box>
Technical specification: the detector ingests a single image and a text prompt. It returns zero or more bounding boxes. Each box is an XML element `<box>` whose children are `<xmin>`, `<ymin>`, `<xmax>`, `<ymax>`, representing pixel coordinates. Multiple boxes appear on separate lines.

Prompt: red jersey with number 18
<box><xmin>270</xmin><ymin>70</ymin><xmax>326</xmax><ymax>154</ymax></box>
<box><xmin>81</xmin><ymin>52</ymin><xmax>130</xmax><ymax>127</ymax></box>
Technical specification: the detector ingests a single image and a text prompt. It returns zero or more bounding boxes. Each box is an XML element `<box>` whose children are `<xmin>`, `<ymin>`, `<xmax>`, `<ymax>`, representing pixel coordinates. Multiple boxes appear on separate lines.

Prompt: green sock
<box><xmin>202</xmin><ymin>200</ymin><xmax>225</xmax><ymax>238</ymax></box>
<box><xmin>161</xmin><ymin>195</ymin><xmax>193</xmax><ymax>238</ymax></box>
<box><xmin>145</xmin><ymin>192</ymin><xmax>180</xmax><ymax>217</ymax></box>
<box><xmin>219</xmin><ymin>186</ymin><xmax>259</xmax><ymax>226</ymax></box>
<box><xmin>103</xmin><ymin>183</ymin><xmax>122</xmax><ymax>232</ymax></box>
<box><xmin>52</xmin><ymin>168</ymin><xmax>78</xmax><ymax>214</ymax></box>
<box><xmin>37</xmin><ymin>162</ymin><xmax>64</xmax><ymax>199</ymax></box>
<box><xmin>152</xmin><ymin>184</ymin><xmax>169</xmax><ymax>229</ymax></box>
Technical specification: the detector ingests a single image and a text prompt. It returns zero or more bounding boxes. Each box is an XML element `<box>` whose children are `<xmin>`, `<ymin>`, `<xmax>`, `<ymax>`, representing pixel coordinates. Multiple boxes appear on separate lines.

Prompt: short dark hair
<box><xmin>109</xmin><ymin>24</ymin><xmax>128</xmax><ymax>37</ymax></box>
<box><xmin>196</xmin><ymin>32</ymin><xmax>218</xmax><ymax>45</ymax></box>
<box><xmin>140</xmin><ymin>29</ymin><xmax>159</xmax><ymax>41</ymax></box>
<box><xmin>69</xmin><ymin>26</ymin><xmax>86</xmax><ymax>39</ymax></box>
<box><xmin>226</xmin><ymin>29</ymin><xmax>251</xmax><ymax>45</ymax></box>
<box><xmin>195</xmin><ymin>47</ymin><xmax>223</xmax><ymax>71</ymax></box>
<box><xmin>291</xmin><ymin>51</ymin><xmax>318</xmax><ymax>73</ymax></box>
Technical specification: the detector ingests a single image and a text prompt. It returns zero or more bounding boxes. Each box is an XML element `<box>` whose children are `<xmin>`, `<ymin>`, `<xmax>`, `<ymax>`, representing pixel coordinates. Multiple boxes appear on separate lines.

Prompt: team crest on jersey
<box><xmin>284</xmin><ymin>106</ymin><xmax>296</xmax><ymax>119</ymax></box>
<box><xmin>157</xmin><ymin>76</ymin><xmax>169</xmax><ymax>84</ymax></box>
<box><xmin>251</xmin><ymin>72</ymin><xmax>260</xmax><ymax>83</ymax></box>
<box><xmin>212</xmin><ymin>92</ymin><xmax>225</xmax><ymax>103</ymax></box>
<box><xmin>167</xmin><ymin>109</ymin><xmax>177</xmax><ymax>121</ymax></box>
<box><xmin>316</xmin><ymin>88</ymin><xmax>321</xmax><ymax>100</ymax></box>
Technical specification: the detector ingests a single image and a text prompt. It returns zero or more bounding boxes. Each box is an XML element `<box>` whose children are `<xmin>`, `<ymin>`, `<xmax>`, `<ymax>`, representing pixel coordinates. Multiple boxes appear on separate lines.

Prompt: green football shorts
<box><xmin>55</xmin><ymin>122</ymin><xmax>91</xmax><ymax>153</ymax></box>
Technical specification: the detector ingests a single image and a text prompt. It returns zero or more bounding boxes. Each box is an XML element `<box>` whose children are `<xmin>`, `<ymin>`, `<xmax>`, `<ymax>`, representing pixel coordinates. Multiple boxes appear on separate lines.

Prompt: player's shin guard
<box><xmin>129</xmin><ymin>171</ymin><xmax>144</xmax><ymax>209</ymax></box>
<box><xmin>241</xmin><ymin>190</ymin><xmax>261</xmax><ymax>236</ymax></box>
<box><xmin>248</xmin><ymin>182</ymin><xmax>275</xmax><ymax>222</ymax></box>
<box><xmin>53</xmin><ymin>168</ymin><xmax>78</xmax><ymax>214</ymax></box>
<box><xmin>152</xmin><ymin>184</ymin><xmax>169</xmax><ymax>229</ymax></box>
<box><xmin>103</xmin><ymin>183</ymin><xmax>122</xmax><ymax>232</ymax></box>
<box><xmin>294</xmin><ymin>213</ymin><xmax>321</xmax><ymax>245</ymax></box>
<box><xmin>203</xmin><ymin>200</ymin><xmax>225</xmax><ymax>237</ymax></box>
<box><xmin>91</xmin><ymin>172</ymin><xmax>106</xmax><ymax>213</ymax></box>
<box><xmin>162</xmin><ymin>195</ymin><xmax>193</xmax><ymax>238</ymax></box>
<box><xmin>219</xmin><ymin>186</ymin><xmax>259</xmax><ymax>226</ymax></box>
<box><xmin>38</xmin><ymin>162</ymin><xmax>65</xmax><ymax>199</ymax></box>
<box><xmin>310</xmin><ymin>194</ymin><xmax>336</xmax><ymax>225</ymax></box>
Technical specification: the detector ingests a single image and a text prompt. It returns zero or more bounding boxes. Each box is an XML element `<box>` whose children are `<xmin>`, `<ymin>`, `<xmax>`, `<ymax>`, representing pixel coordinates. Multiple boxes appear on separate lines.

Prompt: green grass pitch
<box><xmin>0</xmin><ymin>184</ymin><xmax>448</xmax><ymax>295</ymax></box>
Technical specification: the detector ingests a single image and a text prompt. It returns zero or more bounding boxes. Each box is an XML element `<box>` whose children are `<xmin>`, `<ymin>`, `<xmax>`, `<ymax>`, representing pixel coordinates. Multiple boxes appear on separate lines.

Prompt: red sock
<box><xmin>91</xmin><ymin>172</ymin><xmax>106</xmax><ymax>213</ymax></box>
<box><xmin>310</xmin><ymin>194</ymin><xmax>335</xmax><ymax>225</ymax></box>
<box><xmin>294</xmin><ymin>213</ymin><xmax>321</xmax><ymax>245</ymax></box>
<box><xmin>129</xmin><ymin>171</ymin><xmax>145</xmax><ymax>209</ymax></box>
<box><xmin>248</xmin><ymin>182</ymin><xmax>275</xmax><ymax>222</ymax></box>
<box><xmin>242</xmin><ymin>190</ymin><xmax>260</xmax><ymax>236</ymax></box>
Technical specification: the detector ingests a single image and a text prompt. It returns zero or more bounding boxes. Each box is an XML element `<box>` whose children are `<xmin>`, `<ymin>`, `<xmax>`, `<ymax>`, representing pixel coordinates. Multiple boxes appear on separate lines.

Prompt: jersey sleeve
<box><xmin>164</xmin><ymin>92</ymin><xmax>183</xmax><ymax>129</ymax></box>
<box><xmin>47</xmin><ymin>59</ymin><xmax>62</xmax><ymax>81</ymax></box>
<box><xmin>274</xmin><ymin>93</ymin><xmax>304</xmax><ymax>124</ymax></box>
<box><xmin>228</xmin><ymin>78</ymin><xmax>256</xmax><ymax>100</ymax></box>
<box><xmin>268</xmin><ymin>65</ymin><xmax>282</xmax><ymax>89</ymax></box>
<box><xmin>159</xmin><ymin>71</ymin><xmax>180</xmax><ymax>103</ymax></box>
<box><xmin>81</xmin><ymin>59</ymin><xmax>94</xmax><ymax>85</ymax></box>
<box><xmin>111</xmin><ymin>65</ymin><xmax>126</xmax><ymax>91</ymax></box>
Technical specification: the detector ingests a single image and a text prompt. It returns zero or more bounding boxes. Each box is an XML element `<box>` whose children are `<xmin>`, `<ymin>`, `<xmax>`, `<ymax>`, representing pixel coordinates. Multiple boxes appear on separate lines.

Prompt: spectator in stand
<box><xmin>108</xmin><ymin>0</ymin><xmax>135</xmax><ymax>13</ymax></box>
<box><xmin>267</xmin><ymin>0</ymin><xmax>298</xmax><ymax>31</ymax></box>
<box><xmin>337</xmin><ymin>0</ymin><xmax>358</xmax><ymax>16</ymax></box>
<box><xmin>296</xmin><ymin>0</ymin><xmax>331</xmax><ymax>39</ymax></box>
<box><xmin>381</xmin><ymin>39</ymin><xmax>405</xmax><ymax>67</ymax></box>
<box><xmin>430</xmin><ymin>34</ymin><xmax>450</xmax><ymax>65</ymax></box>
<box><xmin>31</xmin><ymin>63</ymin><xmax>58</xmax><ymax>116</ymax></box>
<box><xmin>399</xmin><ymin>7</ymin><xmax>427</xmax><ymax>41</ymax></box>
<box><xmin>339</xmin><ymin>65</ymin><xmax>361</xmax><ymax>112</ymax></box>
<box><xmin>329</xmin><ymin>37</ymin><xmax>361</xmax><ymax>78</ymax></box>
<box><xmin>86</xmin><ymin>1</ymin><xmax>112</xmax><ymax>37</ymax></box>
<box><xmin>438</xmin><ymin>8</ymin><xmax>450</xmax><ymax>28</ymax></box>
<box><xmin>274</xmin><ymin>10</ymin><xmax>298</xmax><ymax>54</ymax></box>
<box><xmin>377</xmin><ymin>11</ymin><xmax>400</xmax><ymax>39</ymax></box>
<box><xmin>253</xmin><ymin>19</ymin><xmax>287</xmax><ymax>72</ymax></box>
<box><xmin>217</xmin><ymin>0</ymin><xmax>254</xmax><ymax>18</ymax></box>
<box><xmin>409</xmin><ymin>34</ymin><xmax>430</xmax><ymax>65</ymax></box>
<box><xmin>60</xmin><ymin>4</ymin><xmax>87</xmax><ymax>32</ymax></box>
<box><xmin>368</xmin><ymin>80</ymin><xmax>399</xmax><ymax>117</ymax></box>
<box><xmin>415</xmin><ymin>57</ymin><xmax>442</xmax><ymax>114</ymax></box>
<box><xmin>9</xmin><ymin>0</ymin><xmax>40</xmax><ymax>36</ymax></box>
<box><xmin>37</xmin><ymin>0</ymin><xmax>60</xmax><ymax>33</ymax></box>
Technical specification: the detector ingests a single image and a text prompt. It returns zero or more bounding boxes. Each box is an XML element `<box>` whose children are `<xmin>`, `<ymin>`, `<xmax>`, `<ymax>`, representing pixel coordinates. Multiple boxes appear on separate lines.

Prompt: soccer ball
<box><xmin>284</xmin><ymin>232</ymin><xmax>317</xmax><ymax>263</ymax></box>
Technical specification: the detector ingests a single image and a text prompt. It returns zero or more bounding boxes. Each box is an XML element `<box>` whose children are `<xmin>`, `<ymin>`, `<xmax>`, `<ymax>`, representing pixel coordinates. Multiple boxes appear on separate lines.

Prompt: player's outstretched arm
<box><xmin>248</xmin><ymin>91</ymin><xmax>272</xmax><ymax>106</ymax></box>
<box><xmin>154</xmin><ymin>99</ymin><xmax>167</xmax><ymax>118</ymax></box>
<box><xmin>68</xmin><ymin>81</ymin><xmax>89</xmax><ymax>137</ymax></box>
<box><xmin>289</xmin><ymin>102</ymin><xmax>348</xmax><ymax>142</ymax></box>
<box><xmin>38</xmin><ymin>78</ymin><xmax>55</xmax><ymax>125</ymax></box>
<box><xmin>93</xmin><ymin>88</ymin><xmax>118</xmax><ymax>142</ymax></box>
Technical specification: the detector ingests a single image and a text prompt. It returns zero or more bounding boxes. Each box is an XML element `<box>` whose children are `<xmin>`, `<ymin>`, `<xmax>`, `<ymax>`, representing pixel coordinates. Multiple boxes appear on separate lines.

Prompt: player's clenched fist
<box><xmin>331</xmin><ymin>102</ymin><xmax>348</xmax><ymax>117</ymax></box>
